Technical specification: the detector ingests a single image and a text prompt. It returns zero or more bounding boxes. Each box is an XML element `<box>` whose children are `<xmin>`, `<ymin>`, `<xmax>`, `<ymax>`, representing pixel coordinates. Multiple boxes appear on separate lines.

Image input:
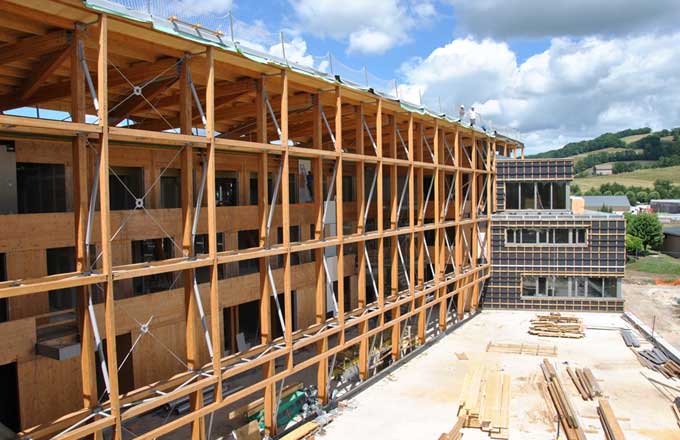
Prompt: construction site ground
<box><xmin>623</xmin><ymin>275</ymin><xmax>680</xmax><ymax>349</ymax></box>
<box><xmin>319</xmin><ymin>310</ymin><xmax>680</xmax><ymax>440</ymax></box>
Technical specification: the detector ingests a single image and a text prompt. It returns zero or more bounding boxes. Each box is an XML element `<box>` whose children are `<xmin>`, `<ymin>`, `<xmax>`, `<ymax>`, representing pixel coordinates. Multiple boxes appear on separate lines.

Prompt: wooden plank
<box><xmin>598</xmin><ymin>399</ymin><xmax>625</xmax><ymax>440</ymax></box>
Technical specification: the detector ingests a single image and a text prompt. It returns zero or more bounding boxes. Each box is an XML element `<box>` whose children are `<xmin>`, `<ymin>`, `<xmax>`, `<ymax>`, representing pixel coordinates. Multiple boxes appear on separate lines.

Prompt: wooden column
<box><xmin>389</xmin><ymin>113</ymin><xmax>399</xmax><ymax>361</ymax></box>
<box><xmin>97</xmin><ymin>15</ymin><xmax>122</xmax><ymax>440</ymax></box>
<box><xmin>179</xmin><ymin>56</ymin><xmax>204</xmax><ymax>440</ymax></box>
<box><xmin>376</xmin><ymin>99</ymin><xmax>384</xmax><ymax>324</ymax></box>
<box><xmin>280</xmin><ymin>70</ymin><xmax>293</xmax><ymax>365</ymax></box>
<box><xmin>334</xmin><ymin>86</ymin><xmax>345</xmax><ymax>343</ymax></box>
<box><xmin>407</xmin><ymin>116</ymin><xmax>415</xmax><ymax>311</ymax></box>
<box><xmin>312</xmin><ymin>94</ymin><xmax>329</xmax><ymax>401</ymax></box>
<box><xmin>454</xmin><ymin>129</ymin><xmax>464</xmax><ymax>320</ymax></box>
<box><xmin>415</xmin><ymin>123</ymin><xmax>425</xmax><ymax>341</ymax></box>
<box><xmin>356</xmin><ymin>104</ymin><xmax>368</xmax><ymax>380</ymax></box>
<box><xmin>434</xmin><ymin>122</ymin><xmax>446</xmax><ymax>330</ymax></box>
<box><xmin>72</xmin><ymin>25</ymin><xmax>98</xmax><ymax>419</ymax></box>
<box><xmin>470</xmin><ymin>134</ymin><xmax>479</xmax><ymax>310</ymax></box>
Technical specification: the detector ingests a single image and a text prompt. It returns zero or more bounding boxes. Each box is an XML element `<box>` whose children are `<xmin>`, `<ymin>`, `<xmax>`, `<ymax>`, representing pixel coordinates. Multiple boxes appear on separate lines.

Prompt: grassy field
<box><xmin>620</xmin><ymin>134</ymin><xmax>650</xmax><ymax>144</ymax></box>
<box><xmin>574</xmin><ymin>165</ymin><xmax>680</xmax><ymax>191</ymax></box>
<box><xmin>568</xmin><ymin>147</ymin><xmax>638</xmax><ymax>160</ymax></box>
<box><xmin>627</xmin><ymin>253</ymin><xmax>680</xmax><ymax>277</ymax></box>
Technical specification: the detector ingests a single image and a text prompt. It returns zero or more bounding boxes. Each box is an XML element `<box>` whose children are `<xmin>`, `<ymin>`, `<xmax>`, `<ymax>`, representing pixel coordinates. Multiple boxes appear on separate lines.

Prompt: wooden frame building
<box><xmin>0</xmin><ymin>1</ymin><xmax>513</xmax><ymax>438</ymax></box>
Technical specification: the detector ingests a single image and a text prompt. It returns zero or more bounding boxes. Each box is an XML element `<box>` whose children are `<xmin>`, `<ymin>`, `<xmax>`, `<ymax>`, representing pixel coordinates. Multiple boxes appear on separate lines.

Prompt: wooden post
<box><xmin>454</xmin><ymin>129</ymin><xmax>464</xmax><ymax>320</ymax></box>
<box><xmin>389</xmin><ymin>113</ymin><xmax>399</xmax><ymax>361</ymax></box>
<box><xmin>179</xmin><ymin>56</ymin><xmax>205</xmax><ymax>440</ymax></box>
<box><xmin>356</xmin><ymin>104</ymin><xmax>368</xmax><ymax>380</ymax></box>
<box><xmin>204</xmin><ymin>48</ymin><xmax>223</xmax><ymax>424</ymax></box>
<box><xmin>415</xmin><ymin>122</ymin><xmax>425</xmax><ymax>341</ymax></box>
<box><xmin>470</xmin><ymin>134</ymin><xmax>479</xmax><ymax>310</ymax></box>
<box><xmin>97</xmin><ymin>15</ymin><xmax>122</xmax><ymax>440</ymax></box>
<box><xmin>72</xmin><ymin>26</ymin><xmax>98</xmax><ymax>421</ymax></box>
<box><xmin>334</xmin><ymin>86</ymin><xmax>345</xmax><ymax>344</ymax></box>
<box><xmin>281</xmin><ymin>70</ymin><xmax>293</xmax><ymax>364</ymax></box>
<box><xmin>376</xmin><ymin>99</ymin><xmax>384</xmax><ymax>325</ymax></box>
<box><xmin>312</xmin><ymin>94</ymin><xmax>328</xmax><ymax>401</ymax></box>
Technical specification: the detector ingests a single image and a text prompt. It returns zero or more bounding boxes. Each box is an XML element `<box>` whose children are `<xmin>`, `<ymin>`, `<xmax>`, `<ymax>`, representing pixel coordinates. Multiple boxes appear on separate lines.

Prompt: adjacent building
<box><xmin>483</xmin><ymin>157</ymin><xmax>626</xmax><ymax>312</ymax></box>
<box><xmin>582</xmin><ymin>195</ymin><xmax>631</xmax><ymax>214</ymax></box>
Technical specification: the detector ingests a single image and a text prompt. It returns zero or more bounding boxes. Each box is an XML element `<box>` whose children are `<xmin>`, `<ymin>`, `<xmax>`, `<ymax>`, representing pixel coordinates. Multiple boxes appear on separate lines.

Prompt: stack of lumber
<box><xmin>566</xmin><ymin>366</ymin><xmax>603</xmax><ymax>400</ymax></box>
<box><xmin>486</xmin><ymin>341</ymin><xmax>558</xmax><ymax>357</ymax></box>
<box><xmin>620</xmin><ymin>329</ymin><xmax>640</xmax><ymax>348</ymax></box>
<box><xmin>597</xmin><ymin>399</ymin><xmax>626</xmax><ymax>440</ymax></box>
<box><xmin>635</xmin><ymin>348</ymin><xmax>680</xmax><ymax>379</ymax></box>
<box><xmin>437</xmin><ymin>415</ymin><xmax>465</xmax><ymax>440</ymax></box>
<box><xmin>457</xmin><ymin>363</ymin><xmax>510</xmax><ymax>439</ymax></box>
<box><xmin>280</xmin><ymin>421</ymin><xmax>319</xmax><ymax>440</ymax></box>
<box><xmin>540</xmin><ymin>359</ymin><xmax>587</xmax><ymax>440</ymax></box>
<box><xmin>672</xmin><ymin>397</ymin><xmax>680</xmax><ymax>428</ymax></box>
<box><xmin>529</xmin><ymin>313</ymin><xmax>584</xmax><ymax>338</ymax></box>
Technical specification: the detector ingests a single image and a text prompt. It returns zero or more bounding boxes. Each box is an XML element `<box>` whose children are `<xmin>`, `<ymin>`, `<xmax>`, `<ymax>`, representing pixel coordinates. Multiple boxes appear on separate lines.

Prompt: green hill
<box><xmin>530</xmin><ymin>127</ymin><xmax>680</xmax><ymax>175</ymax></box>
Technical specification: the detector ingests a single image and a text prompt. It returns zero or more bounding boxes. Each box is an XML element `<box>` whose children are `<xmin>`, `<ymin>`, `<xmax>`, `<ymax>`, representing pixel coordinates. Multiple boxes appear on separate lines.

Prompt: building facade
<box><xmin>483</xmin><ymin>158</ymin><xmax>626</xmax><ymax>312</ymax></box>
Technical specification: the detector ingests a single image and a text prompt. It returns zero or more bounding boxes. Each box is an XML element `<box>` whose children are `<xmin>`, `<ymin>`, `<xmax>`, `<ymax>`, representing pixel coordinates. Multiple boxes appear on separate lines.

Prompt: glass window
<box><xmin>47</xmin><ymin>247</ymin><xmax>76</xmax><ymax>311</ymax></box>
<box><xmin>249</xmin><ymin>173</ymin><xmax>258</xmax><ymax>205</ymax></box>
<box><xmin>587</xmin><ymin>278</ymin><xmax>603</xmax><ymax>297</ymax></box>
<box><xmin>16</xmin><ymin>162</ymin><xmax>67</xmax><ymax>213</ymax></box>
<box><xmin>555</xmin><ymin>229</ymin><xmax>569</xmax><ymax>244</ymax></box>
<box><xmin>537</xmin><ymin>229</ymin><xmax>549</xmax><ymax>244</ymax></box>
<box><xmin>506</xmin><ymin>229</ymin><xmax>516</xmax><ymax>244</ymax></box>
<box><xmin>554</xmin><ymin>277</ymin><xmax>569</xmax><ymax>297</ymax></box>
<box><xmin>552</xmin><ymin>182</ymin><xmax>567</xmax><ymax>209</ymax></box>
<box><xmin>603</xmin><ymin>278</ymin><xmax>619</xmax><ymax>298</ymax></box>
<box><xmin>216</xmin><ymin>171</ymin><xmax>238</xmax><ymax>206</ymax></box>
<box><xmin>131</xmin><ymin>238</ymin><xmax>175</xmax><ymax>295</ymax></box>
<box><xmin>537</xmin><ymin>277</ymin><xmax>548</xmax><ymax>297</ymax></box>
<box><xmin>522</xmin><ymin>276</ymin><xmax>537</xmax><ymax>296</ymax></box>
<box><xmin>520</xmin><ymin>182</ymin><xmax>535</xmax><ymax>209</ymax></box>
<box><xmin>342</xmin><ymin>175</ymin><xmax>356</xmax><ymax>202</ymax></box>
<box><xmin>160</xmin><ymin>169</ymin><xmax>181</xmax><ymax>209</ymax></box>
<box><xmin>522</xmin><ymin>229</ymin><xmax>537</xmax><ymax>244</ymax></box>
<box><xmin>576</xmin><ymin>229</ymin><xmax>587</xmax><ymax>244</ymax></box>
<box><xmin>110</xmin><ymin>166</ymin><xmax>144</xmax><ymax>211</ymax></box>
<box><xmin>505</xmin><ymin>182</ymin><xmax>519</xmax><ymax>209</ymax></box>
<box><xmin>536</xmin><ymin>182</ymin><xmax>551</xmax><ymax>210</ymax></box>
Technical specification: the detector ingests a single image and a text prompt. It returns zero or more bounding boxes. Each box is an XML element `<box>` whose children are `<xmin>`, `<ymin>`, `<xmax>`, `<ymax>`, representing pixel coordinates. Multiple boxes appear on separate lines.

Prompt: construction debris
<box><xmin>635</xmin><ymin>348</ymin><xmax>680</xmax><ymax>379</ymax></box>
<box><xmin>540</xmin><ymin>359</ymin><xmax>587</xmax><ymax>440</ymax></box>
<box><xmin>457</xmin><ymin>363</ymin><xmax>510</xmax><ymax>439</ymax></box>
<box><xmin>597</xmin><ymin>399</ymin><xmax>626</xmax><ymax>440</ymax></box>
<box><xmin>620</xmin><ymin>329</ymin><xmax>640</xmax><ymax>348</ymax></box>
<box><xmin>437</xmin><ymin>415</ymin><xmax>465</xmax><ymax>440</ymax></box>
<box><xmin>486</xmin><ymin>341</ymin><xmax>558</xmax><ymax>357</ymax></box>
<box><xmin>529</xmin><ymin>313</ymin><xmax>585</xmax><ymax>338</ymax></box>
<box><xmin>566</xmin><ymin>366</ymin><xmax>602</xmax><ymax>400</ymax></box>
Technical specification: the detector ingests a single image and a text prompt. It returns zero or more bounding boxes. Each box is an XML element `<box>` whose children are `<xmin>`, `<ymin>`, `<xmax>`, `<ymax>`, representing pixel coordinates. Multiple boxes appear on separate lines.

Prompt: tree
<box><xmin>625</xmin><ymin>190</ymin><xmax>637</xmax><ymax>205</ymax></box>
<box><xmin>625</xmin><ymin>234</ymin><xmax>644</xmax><ymax>257</ymax></box>
<box><xmin>571</xmin><ymin>183</ymin><xmax>581</xmax><ymax>195</ymax></box>
<box><xmin>636</xmin><ymin>191</ymin><xmax>649</xmax><ymax>203</ymax></box>
<box><xmin>627</xmin><ymin>213</ymin><xmax>664</xmax><ymax>251</ymax></box>
<box><xmin>648</xmin><ymin>190</ymin><xmax>660</xmax><ymax>201</ymax></box>
<box><xmin>604</xmin><ymin>190</ymin><xmax>612</xmax><ymax>196</ymax></box>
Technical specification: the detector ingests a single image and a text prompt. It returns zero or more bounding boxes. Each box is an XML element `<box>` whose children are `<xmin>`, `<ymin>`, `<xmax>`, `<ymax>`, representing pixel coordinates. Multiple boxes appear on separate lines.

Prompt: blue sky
<box><xmin>164</xmin><ymin>0</ymin><xmax>680</xmax><ymax>153</ymax></box>
<box><xmin>21</xmin><ymin>0</ymin><xmax>679</xmax><ymax>154</ymax></box>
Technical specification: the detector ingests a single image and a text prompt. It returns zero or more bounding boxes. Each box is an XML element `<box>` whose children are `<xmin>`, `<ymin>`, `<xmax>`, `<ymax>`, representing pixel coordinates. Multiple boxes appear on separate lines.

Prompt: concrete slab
<box><xmin>319</xmin><ymin>311</ymin><xmax>680</xmax><ymax>440</ymax></box>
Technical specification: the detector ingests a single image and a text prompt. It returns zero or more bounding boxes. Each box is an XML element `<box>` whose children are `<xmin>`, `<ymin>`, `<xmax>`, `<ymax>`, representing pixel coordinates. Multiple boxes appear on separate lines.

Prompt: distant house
<box><xmin>582</xmin><ymin>195</ymin><xmax>631</xmax><ymax>214</ymax></box>
<box><xmin>661</xmin><ymin>227</ymin><xmax>680</xmax><ymax>258</ymax></box>
<box><xmin>592</xmin><ymin>163</ymin><xmax>613</xmax><ymax>176</ymax></box>
<box><xmin>651</xmin><ymin>199</ymin><xmax>680</xmax><ymax>214</ymax></box>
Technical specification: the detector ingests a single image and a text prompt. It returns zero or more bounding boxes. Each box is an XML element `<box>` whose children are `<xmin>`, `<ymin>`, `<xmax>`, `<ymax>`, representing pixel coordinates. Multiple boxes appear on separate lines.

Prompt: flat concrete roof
<box><xmin>321</xmin><ymin>311</ymin><xmax>679</xmax><ymax>440</ymax></box>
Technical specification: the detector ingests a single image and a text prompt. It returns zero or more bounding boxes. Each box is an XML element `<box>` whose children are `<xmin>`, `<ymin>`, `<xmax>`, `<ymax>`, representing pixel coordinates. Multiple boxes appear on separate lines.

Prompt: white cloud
<box><xmin>268</xmin><ymin>37</ymin><xmax>315</xmax><ymax>67</ymax></box>
<box><xmin>400</xmin><ymin>33</ymin><xmax>680</xmax><ymax>154</ymax></box>
<box><xmin>289</xmin><ymin>0</ymin><xmax>435</xmax><ymax>54</ymax></box>
<box><xmin>165</xmin><ymin>0</ymin><xmax>233</xmax><ymax>16</ymax></box>
<box><xmin>447</xmin><ymin>0</ymin><xmax>680</xmax><ymax>39</ymax></box>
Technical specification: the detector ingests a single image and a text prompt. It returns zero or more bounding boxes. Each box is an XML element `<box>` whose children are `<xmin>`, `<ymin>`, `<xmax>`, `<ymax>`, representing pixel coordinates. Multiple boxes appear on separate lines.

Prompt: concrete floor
<box><xmin>319</xmin><ymin>311</ymin><xmax>680</xmax><ymax>440</ymax></box>
<box><xmin>624</xmin><ymin>277</ymin><xmax>680</xmax><ymax>349</ymax></box>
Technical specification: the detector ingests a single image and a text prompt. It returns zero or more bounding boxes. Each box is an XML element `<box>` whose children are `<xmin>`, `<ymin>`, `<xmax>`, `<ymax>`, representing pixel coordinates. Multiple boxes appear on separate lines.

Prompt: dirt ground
<box><xmin>624</xmin><ymin>272</ymin><xmax>680</xmax><ymax>349</ymax></box>
<box><xmin>319</xmin><ymin>311</ymin><xmax>680</xmax><ymax>440</ymax></box>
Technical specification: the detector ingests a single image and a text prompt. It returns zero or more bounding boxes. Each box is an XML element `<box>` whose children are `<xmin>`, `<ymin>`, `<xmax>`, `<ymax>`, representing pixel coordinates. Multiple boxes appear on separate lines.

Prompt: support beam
<box><xmin>96</xmin><ymin>15</ymin><xmax>122</xmax><ymax>440</ymax></box>
<box><xmin>72</xmin><ymin>25</ymin><xmax>98</xmax><ymax>427</ymax></box>
<box><xmin>0</xmin><ymin>29</ymin><xmax>71</xmax><ymax>64</ymax></box>
<box><xmin>180</xmin><ymin>56</ymin><xmax>205</xmax><ymax>440</ymax></box>
<box><xmin>18</xmin><ymin>45</ymin><xmax>72</xmax><ymax>101</ymax></box>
